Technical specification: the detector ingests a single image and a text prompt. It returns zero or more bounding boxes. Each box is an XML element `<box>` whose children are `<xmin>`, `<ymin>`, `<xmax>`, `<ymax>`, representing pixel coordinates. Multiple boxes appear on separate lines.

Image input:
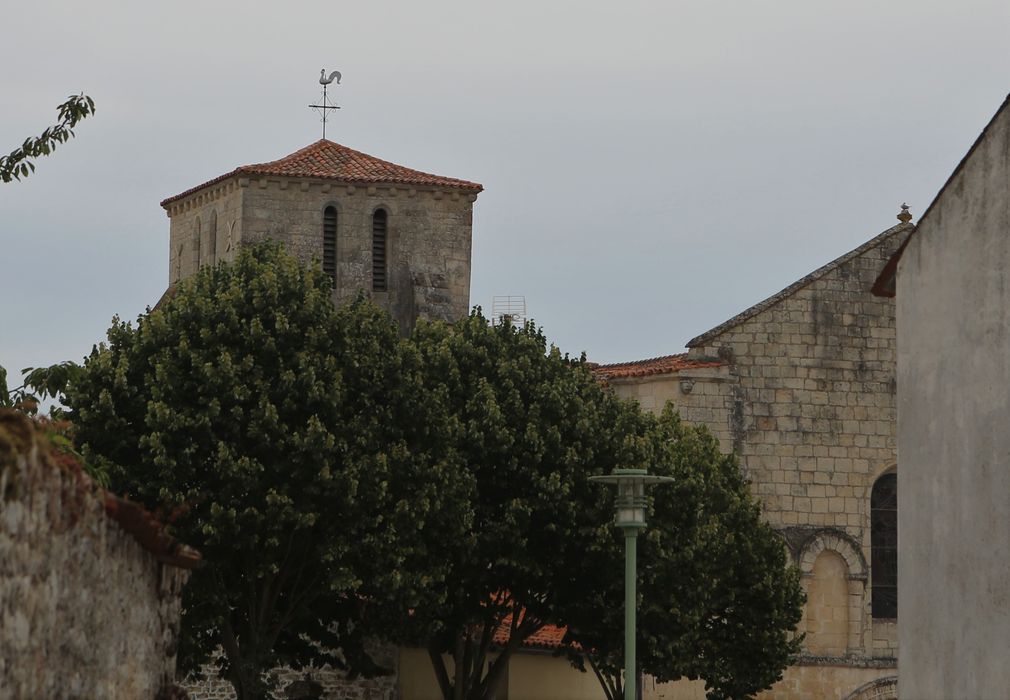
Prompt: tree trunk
<box><xmin>221</xmin><ymin>619</ymin><xmax>268</xmax><ymax>700</ymax></box>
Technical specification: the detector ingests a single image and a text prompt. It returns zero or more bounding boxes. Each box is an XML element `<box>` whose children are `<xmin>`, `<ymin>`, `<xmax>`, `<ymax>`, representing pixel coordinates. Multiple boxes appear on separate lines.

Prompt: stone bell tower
<box><xmin>159</xmin><ymin>139</ymin><xmax>482</xmax><ymax>332</ymax></box>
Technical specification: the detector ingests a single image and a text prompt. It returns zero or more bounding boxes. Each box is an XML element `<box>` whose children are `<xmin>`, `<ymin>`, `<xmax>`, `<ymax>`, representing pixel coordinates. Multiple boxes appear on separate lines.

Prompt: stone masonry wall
<box><xmin>168</xmin><ymin>181</ymin><xmax>244</xmax><ymax>284</ymax></box>
<box><xmin>0</xmin><ymin>412</ymin><xmax>190</xmax><ymax>699</ymax></box>
<box><xmin>681</xmin><ymin>224</ymin><xmax>907</xmax><ymax>662</ymax></box>
<box><xmin>608</xmin><ymin>222</ymin><xmax>910</xmax><ymax>699</ymax></box>
<box><xmin>241</xmin><ymin>178</ymin><xmax>475</xmax><ymax>333</ymax></box>
<box><xmin>166</xmin><ymin>176</ymin><xmax>476</xmax><ymax>334</ymax></box>
<box><xmin>183</xmin><ymin>641</ymin><xmax>398</xmax><ymax>700</ymax></box>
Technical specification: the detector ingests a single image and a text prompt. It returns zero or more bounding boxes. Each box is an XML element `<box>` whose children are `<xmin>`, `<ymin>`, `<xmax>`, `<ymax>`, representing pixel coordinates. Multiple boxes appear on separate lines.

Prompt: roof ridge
<box><xmin>686</xmin><ymin>221</ymin><xmax>914</xmax><ymax>348</ymax></box>
<box><xmin>594</xmin><ymin>352</ymin><xmax>691</xmax><ymax>370</ymax></box>
<box><xmin>592</xmin><ymin>353</ymin><xmax>726</xmax><ymax>380</ymax></box>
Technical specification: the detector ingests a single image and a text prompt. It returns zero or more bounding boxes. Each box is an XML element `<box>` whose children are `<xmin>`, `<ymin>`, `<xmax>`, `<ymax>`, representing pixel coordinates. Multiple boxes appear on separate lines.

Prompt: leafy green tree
<box><xmin>1</xmin><ymin>94</ymin><xmax>95</xmax><ymax>182</ymax></box>
<box><xmin>1</xmin><ymin>362</ymin><xmax>105</xmax><ymax>484</ymax></box>
<box><xmin>1</xmin><ymin>361</ymin><xmax>82</xmax><ymax>416</ymax></box>
<box><xmin>404</xmin><ymin>313</ymin><xmax>656</xmax><ymax>700</ymax></box>
<box><xmin>558</xmin><ymin>408</ymin><xmax>804</xmax><ymax>700</ymax></box>
<box><xmin>67</xmin><ymin>242</ymin><xmax>471</xmax><ymax>700</ymax></box>
<box><xmin>405</xmin><ymin>315</ymin><xmax>801</xmax><ymax>700</ymax></box>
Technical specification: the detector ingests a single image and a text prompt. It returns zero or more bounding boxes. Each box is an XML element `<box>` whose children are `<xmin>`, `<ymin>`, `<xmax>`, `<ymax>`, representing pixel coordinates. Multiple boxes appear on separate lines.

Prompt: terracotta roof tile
<box><xmin>161</xmin><ymin>139</ymin><xmax>483</xmax><ymax>207</ymax></box>
<box><xmin>492</xmin><ymin>613</ymin><xmax>569</xmax><ymax>650</ymax></box>
<box><xmin>591</xmin><ymin>353</ymin><xmax>725</xmax><ymax>380</ymax></box>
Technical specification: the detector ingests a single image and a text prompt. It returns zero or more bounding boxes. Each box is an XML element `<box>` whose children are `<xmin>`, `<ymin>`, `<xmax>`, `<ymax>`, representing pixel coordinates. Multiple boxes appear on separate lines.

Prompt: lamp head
<box><xmin>589</xmin><ymin>468</ymin><xmax>675</xmax><ymax>529</ymax></box>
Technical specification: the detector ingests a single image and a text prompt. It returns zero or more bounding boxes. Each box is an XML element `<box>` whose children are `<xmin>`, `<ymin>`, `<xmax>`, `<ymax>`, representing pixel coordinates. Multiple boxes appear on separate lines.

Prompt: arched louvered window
<box><xmin>372</xmin><ymin>209</ymin><xmax>387</xmax><ymax>292</ymax></box>
<box><xmin>193</xmin><ymin>218</ymin><xmax>202</xmax><ymax>270</ymax></box>
<box><xmin>208</xmin><ymin>211</ymin><xmax>218</xmax><ymax>266</ymax></box>
<box><xmin>871</xmin><ymin>472</ymin><xmax>898</xmax><ymax>618</ymax></box>
<box><xmin>323</xmin><ymin>206</ymin><xmax>337</xmax><ymax>288</ymax></box>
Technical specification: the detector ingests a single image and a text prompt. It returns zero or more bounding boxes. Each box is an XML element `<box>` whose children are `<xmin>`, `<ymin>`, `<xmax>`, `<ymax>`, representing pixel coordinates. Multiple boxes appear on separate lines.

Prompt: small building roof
<box><xmin>492</xmin><ymin>617</ymin><xmax>570</xmax><ymax>651</ymax></box>
<box><xmin>591</xmin><ymin>353</ymin><xmax>725</xmax><ymax>380</ymax></box>
<box><xmin>161</xmin><ymin>139</ymin><xmax>484</xmax><ymax>207</ymax></box>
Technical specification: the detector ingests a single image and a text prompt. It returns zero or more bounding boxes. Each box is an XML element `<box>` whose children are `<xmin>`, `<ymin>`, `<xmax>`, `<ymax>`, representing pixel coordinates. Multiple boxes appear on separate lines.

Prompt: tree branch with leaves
<box><xmin>1</xmin><ymin>93</ymin><xmax>95</xmax><ymax>182</ymax></box>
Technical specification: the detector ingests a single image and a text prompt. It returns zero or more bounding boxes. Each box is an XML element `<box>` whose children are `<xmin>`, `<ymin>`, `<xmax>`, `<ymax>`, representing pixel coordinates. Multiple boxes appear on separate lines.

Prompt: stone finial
<box><xmin>897</xmin><ymin>203</ymin><xmax>913</xmax><ymax>224</ymax></box>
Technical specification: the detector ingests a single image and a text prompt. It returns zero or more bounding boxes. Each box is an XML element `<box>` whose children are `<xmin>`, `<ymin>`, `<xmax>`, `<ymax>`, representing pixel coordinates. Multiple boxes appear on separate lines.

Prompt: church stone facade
<box><xmin>596</xmin><ymin>218</ymin><xmax>911</xmax><ymax>700</ymax></box>
<box><xmin>157</xmin><ymin>136</ymin><xmax>912</xmax><ymax>699</ymax></box>
<box><xmin>160</xmin><ymin>139</ymin><xmax>482</xmax><ymax>333</ymax></box>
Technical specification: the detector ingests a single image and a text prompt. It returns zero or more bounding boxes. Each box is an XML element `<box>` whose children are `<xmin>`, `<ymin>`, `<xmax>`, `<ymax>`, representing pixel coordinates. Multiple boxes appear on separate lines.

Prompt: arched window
<box><xmin>372</xmin><ymin>209</ymin><xmax>387</xmax><ymax>292</ymax></box>
<box><xmin>871</xmin><ymin>472</ymin><xmax>898</xmax><ymax>618</ymax></box>
<box><xmin>323</xmin><ymin>206</ymin><xmax>337</xmax><ymax>288</ymax></box>
<box><xmin>193</xmin><ymin>218</ymin><xmax>202</xmax><ymax>271</ymax></box>
<box><xmin>208</xmin><ymin>211</ymin><xmax>218</xmax><ymax>266</ymax></box>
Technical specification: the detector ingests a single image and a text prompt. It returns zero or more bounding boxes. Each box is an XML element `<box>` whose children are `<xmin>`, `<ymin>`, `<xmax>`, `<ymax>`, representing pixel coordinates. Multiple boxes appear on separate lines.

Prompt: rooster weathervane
<box><xmin>310</xmin><ymin>69</ymin><xmax>342</xmax><ymax>139</ymax></box>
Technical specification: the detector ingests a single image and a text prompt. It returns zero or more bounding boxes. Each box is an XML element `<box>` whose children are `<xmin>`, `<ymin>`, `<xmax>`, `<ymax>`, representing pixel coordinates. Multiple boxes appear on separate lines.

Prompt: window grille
<box><xmin>871</xmin><ymin>472</ymin><xmax>897</xmax><ymax>618</ymax></box>
<box><xmin>323</xmin><ymin>206</ymin><xmax>337</xmax><ymax>287</ymax></box>
<box><xmin>372</xmin><ymin>209</ymin><xmax>387</xmax><ymax>292</ymax></box>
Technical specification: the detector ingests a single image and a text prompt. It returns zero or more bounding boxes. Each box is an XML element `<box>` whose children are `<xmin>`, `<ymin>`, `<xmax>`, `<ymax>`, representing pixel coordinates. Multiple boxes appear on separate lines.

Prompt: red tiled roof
<box><xmin>492</xmin><ymin>613</ymin><xmax>569</xmax><ymax>650</ymax></box>
<box><xmin>161</xmin><ymin>139</ymin><xmax>483</xmax><ymax>207</ymax></box>
<box><xmin>591</xmin><ymin>353</ymin><xmax>725</xmax><ymax>380</ymax></box>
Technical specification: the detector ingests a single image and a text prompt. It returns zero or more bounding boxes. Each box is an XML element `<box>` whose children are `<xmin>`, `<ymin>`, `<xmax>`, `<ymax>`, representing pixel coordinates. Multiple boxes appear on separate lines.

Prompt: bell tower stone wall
<box><xmin>164</xmin><ymin>175</ymin><xmax>476</xmax><ymax>333</ymax></box>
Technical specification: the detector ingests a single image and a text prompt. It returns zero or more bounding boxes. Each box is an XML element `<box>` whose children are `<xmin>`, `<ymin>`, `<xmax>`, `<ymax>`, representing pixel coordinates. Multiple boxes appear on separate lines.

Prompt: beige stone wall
<box><xmin>804</xmin><ymin>551</ymin><xmax>850</xmax><ymax>655</ymax></box>
<box><xmin>606</xmin><ymin>365</ymin><xmax>736</xmax><ymax>449</ymax></box>
<box><xmin>0</xmin><ymin>415</ymin><xmax>189</xmax><ymax>699</ymax></box>
<box><xmin>398</xmin><ymin>649</ymin><xmax>897</xmax><ymax>700</ymax></box>
<box><xmin>399</xmin><ymin>648</ymin><xmax>625</xmax><ymax>700</ymax></box>
<box><xmin>165</xmin><ymin>176</ymin><xmax>476</xmax><ymax>333</ymax></box>
<box><xmin>679</xmin><ymin>225</ymin><xmax>905</xmax><ymax>666</ymax></box>
<box><xmin>607</xmin><ymin>225</ymin><xmax>908</xmax><ymax>697</ymax></box>
<box><xmin>167</xmin><ymin>180</ymin><xmax>244</xmax><ymax>284</ymax></box>
<box><xmin>761</xmin><ymin>665</ymin><xmax>896</xmax><ymax>700</ymax></box>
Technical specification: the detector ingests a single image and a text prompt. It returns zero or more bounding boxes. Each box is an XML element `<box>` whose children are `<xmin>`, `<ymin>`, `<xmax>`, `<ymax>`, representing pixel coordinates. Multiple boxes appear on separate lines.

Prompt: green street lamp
<box><xmin>590</xmin><ymin>468</ymin><xmax>675</xmax><ymax>700</ymax></box>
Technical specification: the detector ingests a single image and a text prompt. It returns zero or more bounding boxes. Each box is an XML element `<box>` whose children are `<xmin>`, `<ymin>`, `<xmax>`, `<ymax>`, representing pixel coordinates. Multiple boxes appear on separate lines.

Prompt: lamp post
<box><xmin>590</xmin><ymin>468</ymin><xmax>675</xmax><ymax>700</ymax></box>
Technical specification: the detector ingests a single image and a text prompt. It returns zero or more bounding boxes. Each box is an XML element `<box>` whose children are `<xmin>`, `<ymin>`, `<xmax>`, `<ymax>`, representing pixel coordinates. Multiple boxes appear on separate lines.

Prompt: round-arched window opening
<box><xmin>871</xmin><ymin>472</ymin><xmax>897</xmax><ymax>618</ymax></box>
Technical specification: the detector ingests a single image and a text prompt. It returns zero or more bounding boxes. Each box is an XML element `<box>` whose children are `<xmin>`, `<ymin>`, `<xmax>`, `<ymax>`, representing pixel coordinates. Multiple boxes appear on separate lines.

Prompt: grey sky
<box><xmin>3</xmin><ymin>0</ymin><xmax>1009</xmax><ymax>387</ymax></box>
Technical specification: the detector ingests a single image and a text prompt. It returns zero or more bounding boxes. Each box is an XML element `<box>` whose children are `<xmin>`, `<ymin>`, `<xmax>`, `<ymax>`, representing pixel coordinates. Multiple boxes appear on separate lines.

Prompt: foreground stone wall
<box><xmin>0</xmin><ymin>411</ymin><xmax>191</xmax><ymax>699</ymax></box>
<box><xmin>184</xmin><ymin>641</ymin><xmax>398</xmax><ymax>700</ymax></box>
<box><xmin>895</xmin><ymin>96</ymin><xmax>1010</xmax><ymax>699</ymax></box>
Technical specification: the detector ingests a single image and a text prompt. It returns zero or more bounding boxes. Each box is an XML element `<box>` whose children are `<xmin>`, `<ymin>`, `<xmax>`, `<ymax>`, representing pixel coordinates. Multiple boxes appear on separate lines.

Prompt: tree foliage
<box><xmin>67</xmin><ymin>242</ymin><xmax>471</xmax><ymax>700</ymax></box>
<box><xmin>1</xmin><ymin>362</ymin><xmax>103</xmax><ymax>485</ymax></box>
<box><xmin>63</xmin><ymin>241</ymin><xmax>802</xmax><ymax>700</ymax></box>
<box><xmin>559</xmin><ymin>408</ymin><xmax>805</xmax><ymax>700</ymax></box>
<box><xmin>1</xmin><ymin>93</ymin><xmax>95</xmax><ymax>182</ymax></box>
<box><xmin>1</xmin><ymin>361</ymin><xmax>82</xmax><ymax>416</ymax></box>
<box><xmin>404</xmin><ymin>312</ymin><xmax>802</xmax><ymax>700</ymax></box>
<box><xmin>405</xmin><ymin>313</ymin><xmax>658</xmax><ymax>700</ymax></box>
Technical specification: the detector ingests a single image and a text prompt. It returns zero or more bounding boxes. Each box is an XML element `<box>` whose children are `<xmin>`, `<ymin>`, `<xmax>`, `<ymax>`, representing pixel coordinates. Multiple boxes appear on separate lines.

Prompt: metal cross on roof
<box><xmin>310</xmin><ymin>69</ymin><xmax>342</xmax><ymax>140</ymax></box>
